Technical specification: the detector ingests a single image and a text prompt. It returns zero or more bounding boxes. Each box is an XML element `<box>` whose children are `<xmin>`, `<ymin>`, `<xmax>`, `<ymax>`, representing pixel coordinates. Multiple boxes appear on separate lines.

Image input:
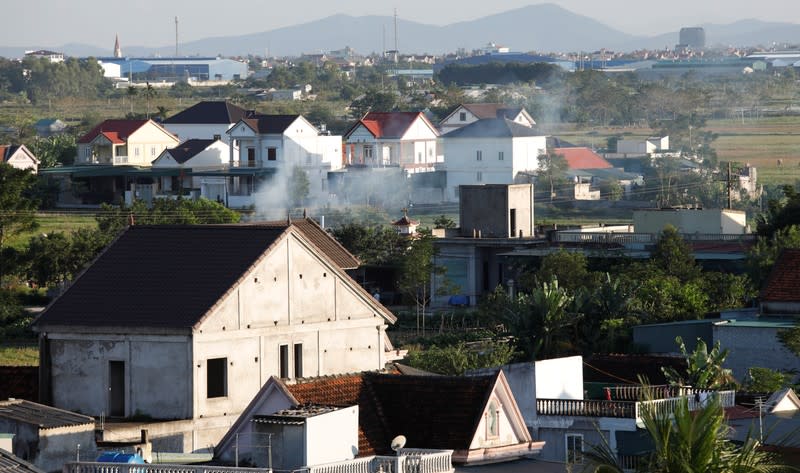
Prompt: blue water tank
<box><xmin>96</xmin><ymin>452</ymin><xmax>145</xmax><ymax>464</ymax></box>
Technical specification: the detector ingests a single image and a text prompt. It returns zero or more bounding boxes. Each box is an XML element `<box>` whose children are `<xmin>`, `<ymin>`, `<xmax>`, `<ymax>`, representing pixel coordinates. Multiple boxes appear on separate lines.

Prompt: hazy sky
<box><xmin>6</xmin><ymin>0</ymin><xmax>799</xmax><ymax>48</ymax></box>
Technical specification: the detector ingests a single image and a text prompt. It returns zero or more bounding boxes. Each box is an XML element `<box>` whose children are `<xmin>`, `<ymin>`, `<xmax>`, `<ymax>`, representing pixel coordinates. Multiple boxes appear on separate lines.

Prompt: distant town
<box><xmin>1</xmin><ymin>10</ymin><xmax>800</xmax><ymax>473</ymax></box>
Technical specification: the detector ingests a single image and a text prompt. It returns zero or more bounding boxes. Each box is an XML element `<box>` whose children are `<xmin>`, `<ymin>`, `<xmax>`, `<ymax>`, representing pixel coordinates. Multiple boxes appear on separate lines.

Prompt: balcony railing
<box><xmin>537</xmin><ymin>390</ymin><xmax>736</xmax><ymax>420</ymax></box>
<box><xmin>553</xmin><ymin>232</ymin><xmax>755</xmax><ymax>244</ymax></box>
<box><xmin>307</xmin><ymin>450</ymin><xmax>453</xmax><ymax>473</ymax></box>
<box><xmin>63</xmin><ymin>463</ymin><xmax>270</xmax><ymax>473</ymax></box>
<box><xmin>113</xmin><ymin>155</ymin><xmax>129</xmax><ymax>165</ymax></box>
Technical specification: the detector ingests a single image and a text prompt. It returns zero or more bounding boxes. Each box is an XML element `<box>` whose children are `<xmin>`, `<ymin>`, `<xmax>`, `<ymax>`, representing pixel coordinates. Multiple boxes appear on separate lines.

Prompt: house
<box><xmin>470</xmin><ymin>355</ymin><xmax>735</xmax><ymax>469</ymax></box>
<box><xmin>270</xmin><ymin>89</ymin><xmax>303</xmax><ymax>101</ymax></box>
<box><xmin>0</xmin><ymin>145</ymin><xmax>39</xmax><ymax>172</ymax></box>
<box><xmin>439</xmin><ymin>104</ymin><xmax>535</xmax><ymax>135</ymax></box>
<box><xmin>226</xmin><ymin>114</ymin><xmax>343</xmax><ymax>208</ymax></box>
<box><xmin>24</xmin><ymin>50</ymin><xmax>64</xmax><ymax>63</ymax></box>
<box><xmin>150</xmin><ymin>138</ymin><xmax>231</xmax><ymax>202</ymax></box>
<box><xmin>727</xmin><ymin>388</ymin><xmax>800</xmax><ymax>465</ymax></box>
<box><xmin>554</xmin><ymin>147</ymin><xmax>622</xmax><ymax>200</ymax></box>
<box><xmin>33</xmin><ymin>219</ymin><xmax>398</xmax><ymax>453</ymax></box>
<box><xmin>161</xmin><ymin>101</ymin><xmax>250</xmax><ymax>146</ymax></box>
<box><xmin>344</xmin><ymin>112</ymin><xmax>441</xmax><ymax>173</ymax></box>
<box><xmin>76</xmin><ymin>119</ymin><xmax>179</xmax><ymax>166</ymax></box>
<box><xmin>632</xmin><ymin>207</ymin><xmax>748</xmax><ymax>235</ymax></box>
<box><xmin>33</xmin><ymin>119</ymin><xmax>67</xmax><ymax>137</ymax></box>
<box><xmin>760</xmin><ymin>248</ymin><xmax>800</xmax><ymax>316</ymax></box>
<box><xmin>0</xmin><ymin>399</ymin><xmax>96</xmax><ymax>472</ymax></box>
<box><xmin>616</xmin><ymin>136</ymin><xmax>669</xmax><ymax>155</ymax></box>
<box><xmin>441</xmin><ymin>118</ymin><xmax>546</xmax><ymax>202</ymax></box>
<box><xmin>215</xmin><ymin>371</ymin><xmax>543</xmax><ymax>467</ymax></box>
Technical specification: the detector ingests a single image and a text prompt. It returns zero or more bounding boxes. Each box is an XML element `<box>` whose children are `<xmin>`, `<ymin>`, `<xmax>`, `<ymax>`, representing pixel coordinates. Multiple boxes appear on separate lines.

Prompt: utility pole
<box><xmin>727</xmin><ymin>161</ymin><xmax>733</xmax><ymax>210</ymax></box>
<box><xmin>175</xmin><ymin>16</ymin><xmax>179</xmax><ymax>57</ymax></box>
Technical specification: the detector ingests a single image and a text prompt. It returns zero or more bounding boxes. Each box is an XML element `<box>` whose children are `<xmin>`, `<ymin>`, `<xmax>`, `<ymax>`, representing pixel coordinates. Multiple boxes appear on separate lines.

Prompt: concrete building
<box><xmin>226</xmin><ymin>114</ymin><xmax>343</xmax><ymax>208</ymax></box>
<box><xmin>95</xmin><ymin>57</ymin><xmax>248</xmax><ymax>83</ymax></box>
<box><xmin>459</xmin><ymin>184</ymin><xmax>534</xmax><ymax>239</ymax></box>
<box><xmin>616</xmin><ymin>136</ymin><xmax>669</xmax><ymax>156</ymax></box>
<box><xmin>150</xmin><ymin>138</ymin><xmax>231</xmax><ymax>202</ymax></box>
<box><xmin>76</xmin><ymin>119</ymin><xmax>179</xmax><ymax>167</ymax></box>
<box><xmin>33</xmin><ymin>220</ymin><xmax>399</xmax><ymax>453</ymax></box>
<box><xmin>0</xmin><ymin>399</ymin><xmax>95</xmax><ymax>473</ymax></box>
<box><xmin>633</xmin><ymin>208</ymin><xmax>748</xmax><ymax>235</ymax></box>
<box><xmin>441</xmin><ymin>118</ymin><xmax>546</xmax><ymax>202</ymax></box>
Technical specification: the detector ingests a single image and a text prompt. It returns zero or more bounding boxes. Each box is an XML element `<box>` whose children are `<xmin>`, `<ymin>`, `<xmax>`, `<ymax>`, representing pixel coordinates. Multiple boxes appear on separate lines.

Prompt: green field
<box><xmin>0</xmin><ymin>344</ymin><xmax>38</xmax><ymax>366</ymax></box>
<box><xmin>7</xmin><ymin>212</ymin><xmax>98</xmax><ymax>250</ymax></box>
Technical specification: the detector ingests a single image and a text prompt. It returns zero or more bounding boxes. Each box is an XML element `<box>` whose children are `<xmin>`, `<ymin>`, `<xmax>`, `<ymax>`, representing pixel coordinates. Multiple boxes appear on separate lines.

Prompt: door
<box><xmin>108</xmin><ymin>360</ymin><xmax>125</xmax><ymax>417</ymax></box>
<box><xmin>510</xmin><ymin>208</ymin><xmax>517</xmax><ymax>237</ymax></box>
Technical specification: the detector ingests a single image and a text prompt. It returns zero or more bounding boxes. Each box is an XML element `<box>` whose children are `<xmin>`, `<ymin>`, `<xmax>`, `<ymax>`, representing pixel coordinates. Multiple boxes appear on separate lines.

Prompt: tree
<box><xmin>329</xmin><ymin>223</ymin><xmax>406</xmax><ymax>266</ymax></box>
<box><xmin>398</xmin><ymin>230</ymin><xmax>445</xmax><ymax>336</ymax></box>
<box><xmin>29</xmin><ymin>134</ymin><xmax>77</xmax><ymax>168</ymax></box>
<box><xmin>0</xmin><ymin>164</ymin><xmax>39</xmax><ymax>284</ymax></box>
<box><xmin>744</xmin><ymin>367</ymin><xmax>794</xmax><ymax>393</ymax></box>
<box><xmin>534</xmin><ymin>250</ymin><xmax>592</xmax><ymax>293</ymax></box>
<box><xmin>747</xmin><ymin>225</ymin><xmax>800</xmax><ymax>289</ymax></box>
<box><xmin>142</xmin><ymin>83</ymin><xmax>157</xmax><ymax>119</ymax></box>
<box><xmin>433</xmin><ymin>215</ymin><xmax>456</xmax><ymax>229</ymax></box>
<box><xmin>288</xmin><ymin>166</ymin><xmax>310</xmax><ymax>208</ymax></box>
<box><xmin>588</xmin><ymin>392</ymin><xmax>785</xmax><ymax>473</ymax></box>
<box><xmin>536</xmin><ymin>151</ymin><xmax>568</xmax><ymax>202</ymax></box>
<box><xmin>650</xmin><ymin>225</ymin><xmax>700</xmax><ymax>282</ymax></box>
<box><xmin>662</xmin><ymin>336</ymin><xmax>735</xmax><ymax>390</ymax></box>
<box><xmin>405</xmin><ymin>340</ymin><xmax>515</xmax><ymax>375</ymax></box>
<box><xmin>126</xmin><ymin>86</ymin><xmax>137</xmax><ymax>115</ymax></box>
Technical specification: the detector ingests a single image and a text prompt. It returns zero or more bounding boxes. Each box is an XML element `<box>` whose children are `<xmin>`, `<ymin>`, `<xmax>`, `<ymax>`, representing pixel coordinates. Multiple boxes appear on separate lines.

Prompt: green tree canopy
<box><xmin>0</xmin><ymin>164</ymin><xmax>39</xmax><ymax>283</ymax></box>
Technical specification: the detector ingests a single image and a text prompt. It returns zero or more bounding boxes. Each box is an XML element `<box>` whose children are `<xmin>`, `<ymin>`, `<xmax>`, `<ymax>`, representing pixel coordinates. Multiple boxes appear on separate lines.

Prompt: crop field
<box><xmin>7</xmin><ymin>212</ymin><xmax>98</xmax><ymax>250</ymax></box>
<box><xmin>0</xmin><ymin>344</ymin><xmax>38</xmax><ymax>366</ymax></box>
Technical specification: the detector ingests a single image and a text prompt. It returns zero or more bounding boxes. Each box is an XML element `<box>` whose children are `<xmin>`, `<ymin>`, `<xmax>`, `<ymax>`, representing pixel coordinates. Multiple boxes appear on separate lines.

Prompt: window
<box><xmin>134</xmin><ymin>147</ymin><xmax>140</xmax><ymax>156</ymax></box>
<box><xmin>566</xmin><ymin>434</ymin><xmax>584</xmax><ymax>464</ymax></box>
<box><xmin>498</xmin><ymin>151</ymin><xmax>504</xmax><ymax>161</ymax></box>
<box><xmin>486</xmin><ymin>400</ymin><xmax>499</xmax><ymax>438</ymax></box>
<box><xmin>476</xmin><ymin>150</ymin><xmax>482</xmax><ymax>161</ymax></box>
<box><xmin>477</xmin><ymin>172</ymin><xmax>483</xmax><ymax>182</ymax></box>
<box><xmin>279</xmin><ymin>344</ymin><xmax>289</xmax><ymax>378</ymax></box>
<box><xmin>267</xmin><ymin>147</ymin><xmax>277</xmax><ymax>161</ymax></box>
<box><xmin>294</xmin><ymin>343</ymin><xmax>303</xmax><ymax>378</ymax></box>
<box><xmin>364</xmin><ymin>145</ymin><xmax>374</xmax><ymax>159</ymax></box>
<box><xmin>207</xmin><ymin>358</ymin><xmax>227</xmax><ymax>398</ymax></box>
<box><xmin>459</xmin><ymin>112</ymin><xmax>467</xmax><ymax>121</ymax></box>
<box><xmin>84</xmin><ymin>147</ymin><xmax>91</xmax><ymax>158</ymax></box>
<box><xmin>247</xmin><ymin>148</ymin><xmax>256</xmax><ymax>166</ymax></box>
<box><xmin>151</xmin><ymin>146</ymin><xmax>156</xmax><ymax>156</ymax></box>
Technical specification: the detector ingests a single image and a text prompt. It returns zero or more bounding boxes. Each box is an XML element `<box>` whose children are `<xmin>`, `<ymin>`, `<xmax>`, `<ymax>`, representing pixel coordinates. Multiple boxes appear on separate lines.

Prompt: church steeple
<box><xmin>114</xmin><ymin>34</ymin><xmax>122</xmax><ymax>58</ymax></box>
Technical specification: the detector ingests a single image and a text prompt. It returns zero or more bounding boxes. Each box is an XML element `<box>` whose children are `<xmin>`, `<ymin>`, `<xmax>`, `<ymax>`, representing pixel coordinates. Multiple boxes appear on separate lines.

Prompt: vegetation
<box><xmin>662</xmin><ymin>336</ymin><xmax>736</xmax><ymax>390</ymax></box>
<box><xmin>0</xmin><ymin>164</ymin><xmax>39</xmax><ymax>283</ymax></box>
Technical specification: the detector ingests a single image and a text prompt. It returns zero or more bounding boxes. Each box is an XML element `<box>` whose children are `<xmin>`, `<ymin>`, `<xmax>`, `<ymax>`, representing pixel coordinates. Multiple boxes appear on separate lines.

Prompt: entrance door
<box><xmin>108</xmin><ymin>361</ymin><xmax>125</xmax><ymax>417</ymax></box>
<box><xmin>509</xmin><ymin>208</ymin><xmax>517</xmax><ymax>237</ymax></box>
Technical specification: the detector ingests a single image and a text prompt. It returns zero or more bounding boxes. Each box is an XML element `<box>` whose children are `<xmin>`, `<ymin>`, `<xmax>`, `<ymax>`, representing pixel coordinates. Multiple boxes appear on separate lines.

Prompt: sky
<box><xmin>5</xmin><ymin>0</ymin><xmax>799</xmax><ymax>48</ymax></box>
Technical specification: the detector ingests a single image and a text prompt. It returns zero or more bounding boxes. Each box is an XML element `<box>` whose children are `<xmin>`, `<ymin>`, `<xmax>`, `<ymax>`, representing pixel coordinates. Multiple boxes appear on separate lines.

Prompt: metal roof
<box><xmin>0</xmin><ymin>399</ymin><xmax>94</xmax><ymax>430</ymax></box>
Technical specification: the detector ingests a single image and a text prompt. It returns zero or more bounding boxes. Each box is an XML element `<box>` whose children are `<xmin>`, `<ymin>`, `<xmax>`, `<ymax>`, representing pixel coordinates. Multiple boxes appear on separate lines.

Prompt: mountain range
<box><xmin>2</xmin><ymin>4</ymin><xmax>799</xmax><ymax>58</ymax></box>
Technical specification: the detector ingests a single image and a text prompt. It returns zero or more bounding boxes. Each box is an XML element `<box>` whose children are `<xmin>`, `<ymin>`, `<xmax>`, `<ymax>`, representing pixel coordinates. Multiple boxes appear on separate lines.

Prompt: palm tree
<box><xmin>585</xmin><ymin>391</ymin><xmax>788</xmax><ymax>473</ymax></box>
<box><xmin>143</xmin><ymin>82</ymin><xmax>157</xmax><ymax>119</ymax></box>
<box><xmin>126</xmin><ymin>86</ymin><xmax>137</xmax><ymax>115</ymax></box>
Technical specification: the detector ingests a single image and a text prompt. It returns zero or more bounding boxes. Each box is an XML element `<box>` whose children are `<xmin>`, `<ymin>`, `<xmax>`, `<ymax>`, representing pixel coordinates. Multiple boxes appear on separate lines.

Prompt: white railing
<box><xmin>113</xmin><ymin>156</ymin><xmax>129</xmax><ymax>165</ymax></box>
<box><xmin>63</xmin><ymin>463</ymin><xmax>271</xmax><ymax>473</ymax></box>
<box><xmin>307</xmin><ymin>450</ymin><xmax>453</xmax><ymax>473</ymax></box>
<box><xmin>552</xmin><ymin>232</ymin><xmax>755</xmax><ymax>244</ymax></box>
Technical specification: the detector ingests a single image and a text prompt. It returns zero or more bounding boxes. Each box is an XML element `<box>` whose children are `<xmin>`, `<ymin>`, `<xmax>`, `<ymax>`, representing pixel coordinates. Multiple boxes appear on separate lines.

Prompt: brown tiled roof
<box><xmin>284</xmin><ymin>371</ymin><xmax>497</xmax><ymax>454</ymax></box>
<box><xmin>0</xmin><ymin>399</ymin><xmax>94</xmax><ymax>429</ymax></box>
<box><xmin>292</xmin><ymin>218</ymin><xmax>361</xmax><ymax>270</ymax></box>
<box><xmin>462</xmin><ymin>103</ymin><xmax>506</xmax><ymax>119</ymax></box>
<box><xmin>240</xmin><ymin>115</ymin><xmax>302</xmax><ymax>134</ymax></box>
<box><xmin>346</xmin><ymin>112</ymin><xmax>438</xmax><ymax>140</ymax></box>
<box><xmin>761</xmin><ymin>248</ymin><xmax>800</xmax><ymax>302</ymax></box>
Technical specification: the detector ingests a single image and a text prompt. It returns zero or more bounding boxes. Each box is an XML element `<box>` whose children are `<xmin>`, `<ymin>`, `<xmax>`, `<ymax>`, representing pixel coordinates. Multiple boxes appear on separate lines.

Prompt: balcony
<box><xmin>63</xmin><ymin>450</ymin><xmax>453</xmax><ymax>473</ymax></box>
<box><xmin>536</xmin><ymin>390</ymin><xmax>736</xmax><ymax>420</ymax></box>
<box><xmin>113</xmin><ymin>156</ymin><xmax>129</xmax><ymax>165</ymax></box>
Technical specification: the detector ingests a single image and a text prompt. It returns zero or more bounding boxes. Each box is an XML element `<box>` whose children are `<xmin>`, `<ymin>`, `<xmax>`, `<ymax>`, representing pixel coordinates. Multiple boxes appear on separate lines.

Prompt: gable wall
<box><xmin>469</xmin><ymin>394</ymin><xmax>523</xmax><ymax>450</ymax></box>
<box><xmin>127</xmin><ymin>123</ymin><xmax>180</xmax><ymax>165</ymax></box>
<box><xmin>193</xmin><ymin>232</ymin><xmax>389</xmax><ymax>419</ymax></box>
<box><xmin>6</xmin><ymin>152</ymin><xmax>38</xmax><ymax>172</ymax></box>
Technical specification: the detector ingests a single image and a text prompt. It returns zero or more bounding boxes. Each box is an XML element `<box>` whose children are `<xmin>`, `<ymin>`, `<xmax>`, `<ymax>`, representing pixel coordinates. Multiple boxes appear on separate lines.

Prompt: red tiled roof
<box><xmin>761</xmin><ymin>248</ymin><xmax>800</xmax><ymax>302</ymax></box>
<box><xmin>554</xmin><ymin>147</ymin><xmax>613</xmax><ymax>170</ymax></box>
<box><xmin>77</xmin><ymin>119</ymin><xmax>150</xmax><ymax>144</ymax></box>
<box><xmin>349</xmin><ymin>112</ymin><xmax>435</xmax><ymax>139</ymax></box>
<box><xmin>284</xmin><ymin>371</ymin><xmax>498</xmax><ymax>455</ymax></box>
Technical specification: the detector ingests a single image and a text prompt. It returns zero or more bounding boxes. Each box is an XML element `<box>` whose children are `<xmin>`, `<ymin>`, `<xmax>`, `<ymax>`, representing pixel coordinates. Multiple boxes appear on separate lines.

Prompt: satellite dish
<box><xmin>390</xmin><ymin>435</ymin><xmax>406</xmax><ymax>452</ymax></box>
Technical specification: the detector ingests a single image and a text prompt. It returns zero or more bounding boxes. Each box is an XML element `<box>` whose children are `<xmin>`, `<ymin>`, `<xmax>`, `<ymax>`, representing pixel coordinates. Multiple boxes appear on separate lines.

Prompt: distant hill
<box><xmin>1</xmin><ymin>4</ymin><xmax>799</xmax><ymax>58</ymax></box>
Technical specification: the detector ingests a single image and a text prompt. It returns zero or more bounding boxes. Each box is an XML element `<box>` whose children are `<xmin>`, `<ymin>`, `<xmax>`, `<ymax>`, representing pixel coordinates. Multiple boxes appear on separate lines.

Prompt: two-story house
<box><xmin>150</xmin><ymin>138</ymin><xmax>231</xmax><ymax>202</ymax></box>
<box><xmin>226</xmin><ymin>114</ymin><xmax>343</xmax><ymax>208</ymax></box>
<box><xmin>33</xmin><ymin>218</ymin><xmax>399</xmax><ymax>453</ymax></box>
<box><xmin>440</xmin><ymin>118</ymin><xmax>546</xmax><ymax>202</ymax></box>
<box><xmin>162</xmin><ymin>101</ymin><xmax>250</xmax><ymax>146</ymax></box>
<box><xmin>439</xmin><ymin>104</ymin><xmax>535</xmax><ymax>135</ymax></box>
<box><xmin>76</xmin><ymin>119</ymin><xmax>179</xmax><ymax>166</ymax></box>
<box><xmin>344</xmin><ymin>112</ymin><xmax>440</xmax><ymax>173</ymax></box>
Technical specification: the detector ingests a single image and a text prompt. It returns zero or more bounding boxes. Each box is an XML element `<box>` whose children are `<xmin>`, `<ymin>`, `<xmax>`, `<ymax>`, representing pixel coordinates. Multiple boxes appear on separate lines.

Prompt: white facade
<box><xmin>633</xmin><ymin>208</ymin><xmax>748</xmax><ymax>234</ymax></box>
<box><xmin>163</xmin><ymin>123</ymin><xmax>237</xmax><ymax>146</ymax></box>
<box><xmin>2</xmin><ymin>145</ymin><xmax>39</xmax><ymax>172</ymax></box>
<box><xmin>152</xmin><ymin>140</ymin><xmax>230</xmax><ymax>200</ymax></box>
<box><xmin>439</xmin><ymin>106</ymin><xmax>535</xmax><ymax>135</ymax></box>
<box><xmin>442</xmin><ymin>136</ymin><xmax>545</xmax><ymax>202</ymax></box>
<box><xmin>76</xmin><ymin>120</ymin><xmax>179</xmax><ymax>166</ymax></box>
<box><xmin>617</xmin><ymin>136</ymin><xmax>669</xmax><ymax>155</ymax></box>
<box><xmin>344</xmin><ymin>114</ymin><xmax>441</xmax><ymax>171</ymax></box>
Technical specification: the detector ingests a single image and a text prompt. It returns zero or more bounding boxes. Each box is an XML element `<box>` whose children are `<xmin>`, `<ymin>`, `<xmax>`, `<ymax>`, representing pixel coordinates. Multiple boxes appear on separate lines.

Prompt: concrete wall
<box><xmin>305</xmin><ymin>406</ymin><xmax>358</xmax><ymax>466</ymax></box>
<box><xmin>163</xmin><ymin>124</ymin><xmax>235</xmax><ymax>145</ymax></box>
<box><xmin>460</xmin><ymin>184</ymin><xmax>534</xmax><ymax>238</ymax></box>
<box><xmin>535</xmin><ymin>356</ymin><xmax>583</xmax><ymax>400</ymax></box>
<box><xmin>633</xmin><ymin>208</ymin><xmax>747</xmax><ymax>234</ymax></box>
<box><xmin>127</xmin><ymin>123</ymin><xmax>181</xmax><ymax>166</ymax></box>
<box><xmin>46</xmin><ymin>334</ymin><xmax>192</xmax><ymax>419</ymax></box>
<box><xmin>0</xmin><ymin>420</ymin><xmax>94</xmax><ymax>473</ymax></box>
<box><xmin>714</xmin><ymin>324</ymin><xmax>800</xmax><ymax>381</ymax></box>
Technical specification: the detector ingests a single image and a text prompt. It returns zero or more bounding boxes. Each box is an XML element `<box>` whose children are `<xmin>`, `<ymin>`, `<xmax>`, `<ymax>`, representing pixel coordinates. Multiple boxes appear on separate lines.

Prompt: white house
<box><xmin>441</xmin><ymin>118</ymin><xmax>546</xmax><ymax>202</ymax></box>
<box><xmin>439</xmin><ymin>104</ymin><xmax>535</xmax><ymax>135</ymax></box>
<box><xmin>76</xmin><ymin>119</ymin><xmax>179</xmax><ymax>166</ymax></box>
<box><xmin>151</xmin><ymin>138</ymin><xmax>231</xmax><ymax>202</ymax></box>
<box><xmin>162</xmin><ymin>101</ymin><xmax>250</xmax><ymax>146</ymax></box>
<box><xmin>33</xmin><ymin>219</ymin><xmax>399</xmax><ymax>453</ymax></box>
<box><xmin>344</xmin><ymin>112</ymin><xmax>441</xmax><ymax>173</ymax></box>
<box><xmin>226</xmin><ymin>114</ymin><xmax>343</xmax><ymax>208</ymax></box>
<box><xmin>616</xmin><ymin>136</ymin><xmax>670</xmax><ymax>155</ymax></box>
<box><xmin>1</xmin><ymin>144</ymin><xmax>40</xmax><ymax>172</ymax></box>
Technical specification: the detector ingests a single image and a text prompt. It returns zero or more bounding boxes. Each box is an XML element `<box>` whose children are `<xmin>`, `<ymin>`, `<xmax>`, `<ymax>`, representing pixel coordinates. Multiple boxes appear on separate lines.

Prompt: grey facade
<box><xmin>459</xmin><ymin>184</ymin><xmax>534</xmax><ymax>238</ymax></box>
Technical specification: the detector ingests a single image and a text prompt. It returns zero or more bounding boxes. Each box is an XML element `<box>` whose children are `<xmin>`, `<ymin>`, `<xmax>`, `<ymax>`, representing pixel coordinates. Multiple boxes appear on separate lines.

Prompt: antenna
<box><xmin>175</xmin><ymin>16</ymin><xmax>179</xmax><ymax>57</ymax></box>
<box><xmin>390</xmin><ymin>435</ymin><xmax>406</xmax><ymax>454</ymax></box>
<box><xmin>393</xmin><ymin>8</ymin><xmax>399</xmax><ymax>64</ymax></box>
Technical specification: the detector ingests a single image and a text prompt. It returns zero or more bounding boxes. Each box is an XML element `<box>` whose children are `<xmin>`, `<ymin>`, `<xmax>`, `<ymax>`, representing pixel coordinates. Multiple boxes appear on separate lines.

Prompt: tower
<box><xmin>113</xmin><ymin>34</ymin><xmax>122</xmax><ymax>58</ymax></box>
